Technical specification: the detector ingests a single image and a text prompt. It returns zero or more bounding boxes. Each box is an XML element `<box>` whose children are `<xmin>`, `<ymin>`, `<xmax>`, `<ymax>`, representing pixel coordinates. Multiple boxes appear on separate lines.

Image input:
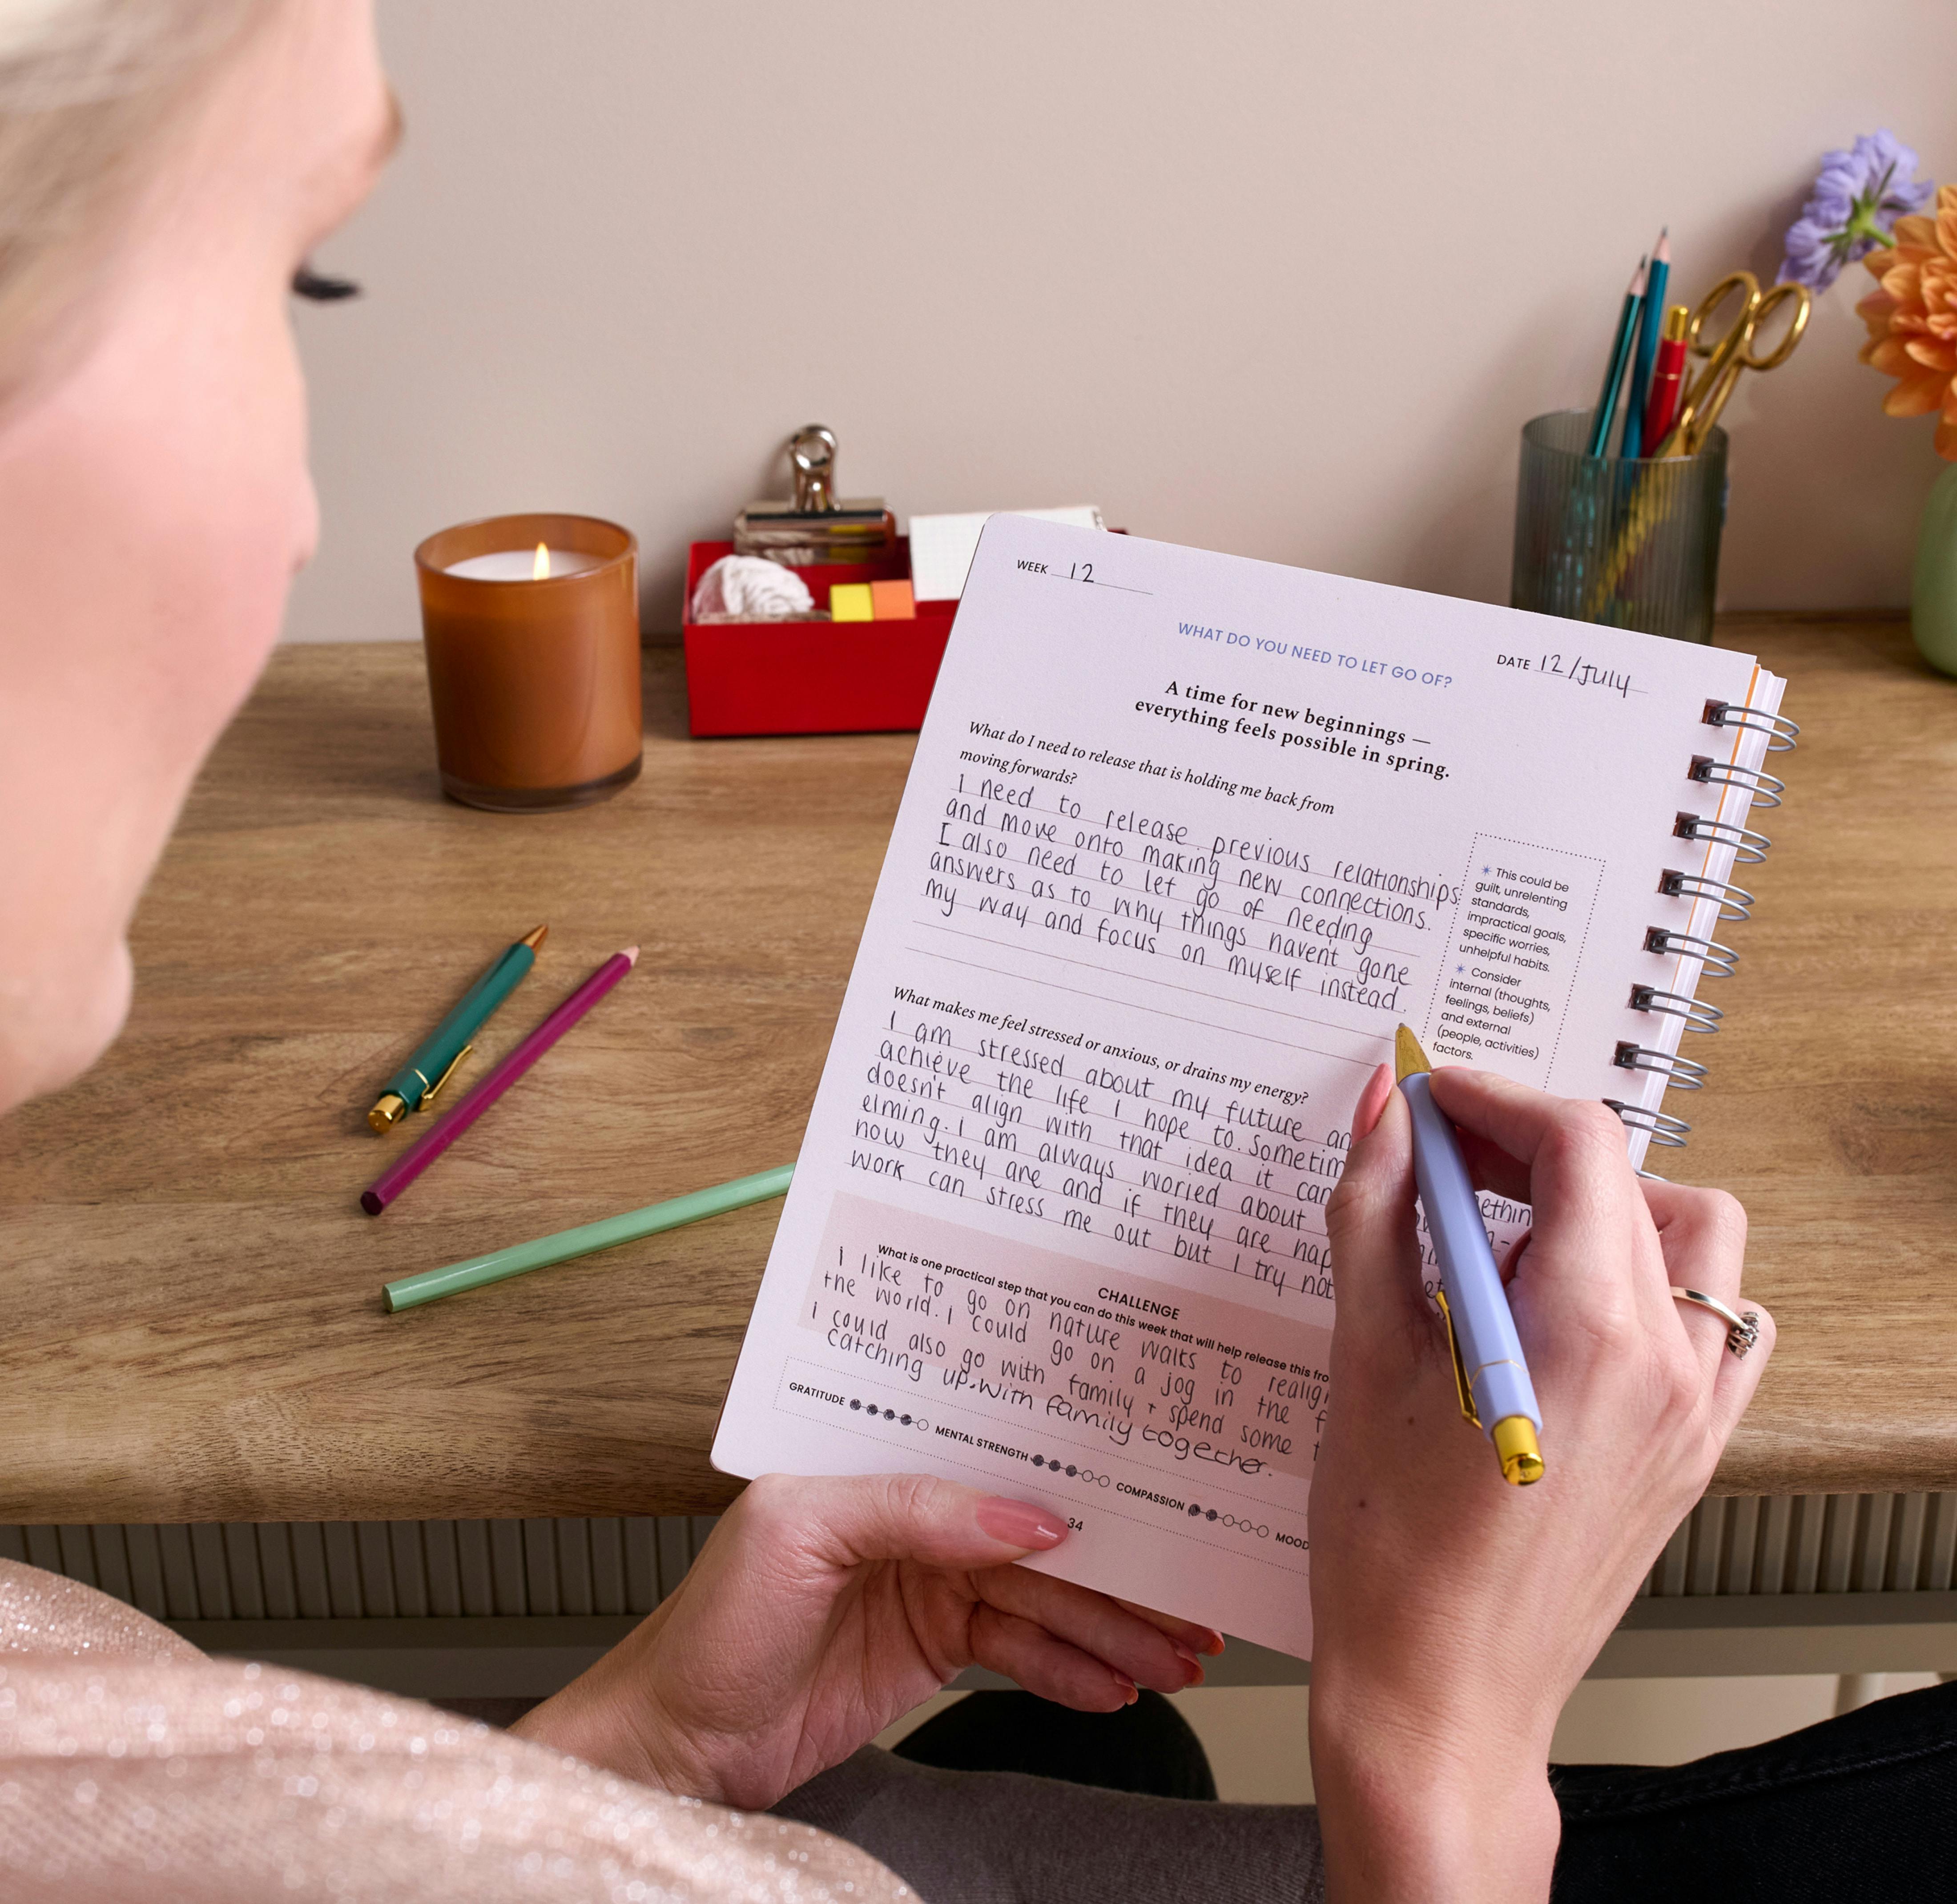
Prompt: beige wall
<box><xmin>285</xmin><ymin>0</ymin><xmax>1957</xmax><ymax>643</ymax></box>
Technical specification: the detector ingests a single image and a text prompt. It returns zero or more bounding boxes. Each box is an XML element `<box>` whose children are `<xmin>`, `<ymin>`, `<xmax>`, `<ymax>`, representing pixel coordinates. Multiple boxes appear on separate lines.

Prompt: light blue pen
<box><xmin>1396</xmin><ymin>1025</ymin><xmax>1545</xmax><ymax>1486</ymax></box>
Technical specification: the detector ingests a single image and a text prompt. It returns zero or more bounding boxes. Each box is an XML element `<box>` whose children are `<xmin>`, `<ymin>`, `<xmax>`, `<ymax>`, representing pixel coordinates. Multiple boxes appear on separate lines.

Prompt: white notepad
<box><xmin>908</xmin><ymin>504</ymin><xmax>1105</xmax><ymax>601</ymax></box>
<box><xmin>714</xmin><ymin>520</ymin><xmax>1786</xmax><ymax>1658</ymax></box>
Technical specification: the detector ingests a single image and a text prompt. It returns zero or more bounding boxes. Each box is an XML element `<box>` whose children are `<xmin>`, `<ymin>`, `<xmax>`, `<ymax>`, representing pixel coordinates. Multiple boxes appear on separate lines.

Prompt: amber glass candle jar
<box><xmin>414</xmin><ymin>513</ymin><xmax>642</xmax><ymax>812</ymax></box>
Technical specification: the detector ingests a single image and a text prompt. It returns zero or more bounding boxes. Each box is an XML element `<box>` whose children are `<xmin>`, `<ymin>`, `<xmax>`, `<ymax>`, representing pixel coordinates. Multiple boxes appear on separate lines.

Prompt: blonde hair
<box><xmin>0</xmin><ymin>0</ymin><xmax>266</xmax><ymax>392</ymax></box>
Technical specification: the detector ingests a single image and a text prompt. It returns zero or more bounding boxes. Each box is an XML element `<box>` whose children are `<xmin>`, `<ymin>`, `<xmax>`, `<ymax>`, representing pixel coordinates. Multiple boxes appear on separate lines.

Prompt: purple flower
<box><xmin>1779</xmin><ymin>131</ymin><xmax>1934</xmax><ymax>289</ymax></box>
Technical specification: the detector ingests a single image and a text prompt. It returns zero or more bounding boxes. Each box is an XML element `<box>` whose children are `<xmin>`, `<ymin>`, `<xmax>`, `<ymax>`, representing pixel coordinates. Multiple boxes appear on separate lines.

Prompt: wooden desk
<box><xmin>2</xmin><ymin>619</ymin><xmax>1953</xmax><ymax>1525</ymax></box>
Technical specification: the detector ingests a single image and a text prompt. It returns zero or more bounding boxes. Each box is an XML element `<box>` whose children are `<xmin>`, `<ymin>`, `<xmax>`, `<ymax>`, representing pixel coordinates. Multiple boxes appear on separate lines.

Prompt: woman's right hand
<box><xmin>1309</xmin><ymin>1065</ymin><xmax>1772</xmax><ymax>1904</ymax></box>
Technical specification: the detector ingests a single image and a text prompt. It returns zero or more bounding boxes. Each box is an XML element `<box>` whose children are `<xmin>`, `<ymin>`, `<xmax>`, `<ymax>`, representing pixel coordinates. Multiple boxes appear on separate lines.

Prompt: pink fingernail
<box><xmin>975</xmin><ymin>1496</ymin><xmax>1067</xmax><ymax>1549</ymax></box>
<box><xmin>1174</xmin><ymin>1646</ymin><xmax>1205</xmax><ymax>1686</ymax></box>
<box><xmin>1352</xmin><ymin>1061</ymin><xmax>1394</xmax><ymax>1140</ymax></box>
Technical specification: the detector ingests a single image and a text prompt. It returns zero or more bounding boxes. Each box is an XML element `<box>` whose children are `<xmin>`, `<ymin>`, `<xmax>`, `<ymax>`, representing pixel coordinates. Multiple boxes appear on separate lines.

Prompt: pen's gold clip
<box><xmin>1435</xmin><ymin>1289</ymin><xmax>1482</xmax><ymax>1428</ymax></box>
<box><xmin>421</xmin><ymin>1042</ymin><xmax>474</xmax><ymax>1106</ymax></box>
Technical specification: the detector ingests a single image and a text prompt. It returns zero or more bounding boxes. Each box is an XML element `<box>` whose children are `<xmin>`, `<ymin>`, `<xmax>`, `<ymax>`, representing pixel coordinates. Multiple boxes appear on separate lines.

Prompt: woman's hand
<box><xmin>1309</xmin><ymin>1065</ymin><xmax>1772</xmax><ymax>1904</ymax></box>
<box><xmin>512</xmin><ymin>1472</ymin><xmax>1219</xmax><ymax>1808</ymax></box>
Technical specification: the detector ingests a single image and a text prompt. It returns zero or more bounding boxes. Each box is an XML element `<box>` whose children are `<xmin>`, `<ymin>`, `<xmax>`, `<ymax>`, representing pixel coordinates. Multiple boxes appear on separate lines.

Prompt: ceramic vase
<box><xmin>1911</xmin><ymin>459</ymin><xmax>1957</xmax><ymax>677</ymax></box>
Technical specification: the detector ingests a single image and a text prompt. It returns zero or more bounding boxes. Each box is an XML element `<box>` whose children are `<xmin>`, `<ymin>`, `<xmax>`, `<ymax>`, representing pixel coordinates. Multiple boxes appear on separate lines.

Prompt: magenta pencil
<box><xmin>361</xmin><ymin>946</ymin><xmax>638</xmax><ymax>1214</ymax></box>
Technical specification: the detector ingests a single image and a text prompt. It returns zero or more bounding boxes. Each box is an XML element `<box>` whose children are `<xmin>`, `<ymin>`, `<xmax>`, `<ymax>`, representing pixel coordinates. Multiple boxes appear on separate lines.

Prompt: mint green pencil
<box><xmin>383</xmin><ymin>1164</ymin><xmax>794</xmax><ymax>1312</ymax></box>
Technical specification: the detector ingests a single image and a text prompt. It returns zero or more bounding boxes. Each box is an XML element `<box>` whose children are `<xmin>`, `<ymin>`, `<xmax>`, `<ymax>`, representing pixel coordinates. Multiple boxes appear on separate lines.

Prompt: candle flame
<box><xmin>532</xmin><ymin>542</ymin><xmax>550</xmax><ymax>581</ymax></box>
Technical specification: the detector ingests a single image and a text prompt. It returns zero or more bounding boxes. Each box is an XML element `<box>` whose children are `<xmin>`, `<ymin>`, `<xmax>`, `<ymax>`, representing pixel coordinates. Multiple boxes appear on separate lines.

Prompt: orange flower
<box><xmin>1859</xmin><ymin>183</ymin><xmax>1957</xmax><ymax>457</ymax></box>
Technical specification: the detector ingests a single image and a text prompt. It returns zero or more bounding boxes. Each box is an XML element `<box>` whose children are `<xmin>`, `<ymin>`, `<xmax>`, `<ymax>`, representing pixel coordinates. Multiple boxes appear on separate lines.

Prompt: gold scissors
<box><xmin>1659</xmin><ymin>270</ymin><xmax>1811</xmax><ymax>456</ymax></box>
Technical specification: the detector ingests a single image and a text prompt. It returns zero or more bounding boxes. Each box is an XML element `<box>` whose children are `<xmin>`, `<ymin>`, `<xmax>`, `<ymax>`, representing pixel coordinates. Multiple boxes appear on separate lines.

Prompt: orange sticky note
<box><xmin>870</xmin><ymin>579</ymin><xmax>916</xmax><ymax>620</ymax></box>
<box><xmin>829</xmin><ymin>583</ymin><xmax>873</xmax><ymax>621</ymax></box>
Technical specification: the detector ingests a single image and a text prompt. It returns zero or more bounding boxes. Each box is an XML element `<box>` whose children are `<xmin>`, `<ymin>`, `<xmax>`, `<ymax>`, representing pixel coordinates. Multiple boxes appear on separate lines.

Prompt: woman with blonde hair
<box><xmin>4</xmin><ymin>5</ymin><xmax>1953</xmax><ymax>1901</ymax></box>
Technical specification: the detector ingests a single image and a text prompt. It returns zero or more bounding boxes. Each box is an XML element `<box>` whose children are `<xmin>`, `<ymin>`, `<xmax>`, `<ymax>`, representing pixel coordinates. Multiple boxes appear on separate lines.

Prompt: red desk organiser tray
<box><xmin>681</xmin><ymin>537</ymin><xmax>956</xmax><ymax>737</ymax></box>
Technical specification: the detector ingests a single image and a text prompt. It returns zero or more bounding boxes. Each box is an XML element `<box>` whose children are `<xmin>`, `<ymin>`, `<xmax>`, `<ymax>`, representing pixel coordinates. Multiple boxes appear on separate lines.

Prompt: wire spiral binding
<box><xmin>1605</xmin><ymin>1099</ymin><xmax>1691</xmax><ymax>1147</ymax></box>
<box><xmin>1615</xmin><ymin>706</ymin><xmax>1794</xmax><ymax>1158</ymax></box>
<box><xmin>1658</xmin><ymin>867</ymin><xmax>1753</xmax><ymax>920</ymax></box>
<box><xmin>1673</xmin><ymin>810</ymin><xmax>1771</xmax><ymax>863</ymax></box>
<box><xmin>1643</xmin><ymin>925</ymin><xmax>1739</xmax><ymax>978</ymax></box>
<box><xmin>1688</xmin><ymin>754</ymin><xmax>1785</xmax><ymax>809</ymax></box>
<box><xmin>1703</xmin><ymin>700</ymin><xmax>1799</xmax><ymax>752</ymax></box>
<box><xmin>1629</xmin><ymin>984</ymin><xmax>1723</xmax><ymax>1032</ymax></box>
<box><xmin>1615</xmin><ymin>1041</ymin><xmax>1708</xmax><ymax>1089</ymax></box>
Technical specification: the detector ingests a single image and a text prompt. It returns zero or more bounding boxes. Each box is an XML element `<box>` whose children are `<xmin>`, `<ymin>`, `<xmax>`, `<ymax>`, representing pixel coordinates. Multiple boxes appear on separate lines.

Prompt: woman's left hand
<box><xmin>511</xmin><ymin>1472</ymin><xmax>1220</xmax><ymax>1808</ymax></box>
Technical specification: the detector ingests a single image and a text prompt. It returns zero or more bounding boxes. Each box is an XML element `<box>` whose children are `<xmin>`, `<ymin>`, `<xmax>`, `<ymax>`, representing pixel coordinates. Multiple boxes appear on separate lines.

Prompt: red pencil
<box><xmin>361</xmin><ymin>946</ymin><xmax>638</xmax><ymax>1214</ymax></box>
<box><xmin>1642</xmin><ymin>303</ymin><xmax>1690</xmax><ymax>450</ymax></box>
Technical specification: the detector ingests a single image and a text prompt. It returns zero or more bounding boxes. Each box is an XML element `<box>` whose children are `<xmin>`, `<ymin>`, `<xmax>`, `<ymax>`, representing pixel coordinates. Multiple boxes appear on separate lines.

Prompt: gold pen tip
<box><xmin>1493</xmin><ymin>1416</ymin><xmax>1544</xmax><ymax>1487</ymax></box>
<box><xmin>368</xmin><ymin>1093</ymin><xmax>407</xmax><ymax>1132</ymax></box>
<box><xmin>1393</xmin><ymin>1024</ymin><xmax>1431</xmax><ymax>1083</ymax></box>
<box><xmin>519</xmin><ymin>924</ymin><xmax>548</xmax><ymax>951</ymax></box>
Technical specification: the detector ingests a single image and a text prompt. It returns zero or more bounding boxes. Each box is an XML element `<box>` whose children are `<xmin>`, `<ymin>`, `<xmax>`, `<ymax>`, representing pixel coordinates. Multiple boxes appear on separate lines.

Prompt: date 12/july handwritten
<box><xmin>1495</xmin><ymin>651</ymin><xmax>1639</xmax><ymax>698</ymax></box>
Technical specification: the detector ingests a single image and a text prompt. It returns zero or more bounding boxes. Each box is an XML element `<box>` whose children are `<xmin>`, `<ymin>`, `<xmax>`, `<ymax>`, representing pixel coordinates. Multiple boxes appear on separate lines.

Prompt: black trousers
<box><xmin>1548</xmin><ymin>1679</ymin><xmax>1957</xmax><ymax>1900</ymax></box>
<box><xmin>854</xmin><ymin>1681</ymin><xmax>1957</xmax><ymax>1901</ymax></box>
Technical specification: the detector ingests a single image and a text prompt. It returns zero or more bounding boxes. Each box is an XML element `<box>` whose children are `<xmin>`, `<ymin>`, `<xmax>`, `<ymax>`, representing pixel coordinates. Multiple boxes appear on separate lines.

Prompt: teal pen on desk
<box><xmin>1584</xmin><ymin>256</ymin><xmax>1647</xmax><ymax>459</ymax></box>
<box><xmin>1396</xmin><ymin>1026</ymin><xmax>1544</xmax><ymax>1486</ymax></box>
<box><xmin>368</xmin><ymin>924</ymin><xmax>547</xmax><ymax>1130</ymax></box>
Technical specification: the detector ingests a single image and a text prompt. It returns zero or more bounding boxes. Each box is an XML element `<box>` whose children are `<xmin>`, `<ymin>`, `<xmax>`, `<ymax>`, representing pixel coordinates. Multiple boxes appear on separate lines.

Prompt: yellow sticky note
<box><xmin>829</xmin><ymin>583</ymin><xmax>873</xmax><ymax>621</ymax></box>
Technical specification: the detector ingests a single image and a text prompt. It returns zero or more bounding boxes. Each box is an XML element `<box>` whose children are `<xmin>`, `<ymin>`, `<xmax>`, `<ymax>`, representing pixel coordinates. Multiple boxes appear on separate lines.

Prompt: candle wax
<box><xmin>445</xmin><ymin>548</ymin><xmax>604</xmax><ymax>581</ymax></box>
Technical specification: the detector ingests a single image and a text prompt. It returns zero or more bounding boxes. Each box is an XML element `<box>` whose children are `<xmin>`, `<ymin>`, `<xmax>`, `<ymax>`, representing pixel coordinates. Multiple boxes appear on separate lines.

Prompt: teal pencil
<box><xmin>383</xmin><ymin>1165</ymin><xmax>795</xmax><ymax>1312</ymax></box>
<box><xmin>1620</xmin><ymin>229</ymin><xmax>1671</xmax><ymax>459</ymax></box>
<box><xmin>1585</xmin><ymin>256</ymin><xmax>1648</xmax><ymax>458</ymax></box>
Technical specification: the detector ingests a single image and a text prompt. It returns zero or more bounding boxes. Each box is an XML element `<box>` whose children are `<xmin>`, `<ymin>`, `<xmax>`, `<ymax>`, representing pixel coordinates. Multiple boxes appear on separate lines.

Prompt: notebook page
<box><xmin>714</xmin><ymin>520</ymin><xmax>1767</xmax><ymax>1658</ymax></box>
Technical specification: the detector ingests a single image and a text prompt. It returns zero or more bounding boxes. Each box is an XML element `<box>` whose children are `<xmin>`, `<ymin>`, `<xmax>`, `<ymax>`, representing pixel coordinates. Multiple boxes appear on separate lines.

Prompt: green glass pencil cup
<box><xmin>1511</xmin><ymin>409</ymin><xmax>1728</xmax><ymax>644</ymax></box>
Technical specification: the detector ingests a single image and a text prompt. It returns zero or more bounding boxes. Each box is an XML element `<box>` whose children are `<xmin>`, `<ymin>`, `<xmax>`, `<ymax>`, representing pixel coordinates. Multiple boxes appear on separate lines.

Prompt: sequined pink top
<box><xmin>0</xmin><ymin>1559</ymin><xmax>910</xmax><ymax>1902</ymax></box>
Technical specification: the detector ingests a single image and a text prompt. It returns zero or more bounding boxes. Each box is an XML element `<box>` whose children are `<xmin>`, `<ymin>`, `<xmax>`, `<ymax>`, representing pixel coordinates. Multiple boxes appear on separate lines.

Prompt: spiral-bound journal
<box><xmin>713</xmin><ymin>519</ymin><xmax>1791</xmax><ymax>1657</ymax></box>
